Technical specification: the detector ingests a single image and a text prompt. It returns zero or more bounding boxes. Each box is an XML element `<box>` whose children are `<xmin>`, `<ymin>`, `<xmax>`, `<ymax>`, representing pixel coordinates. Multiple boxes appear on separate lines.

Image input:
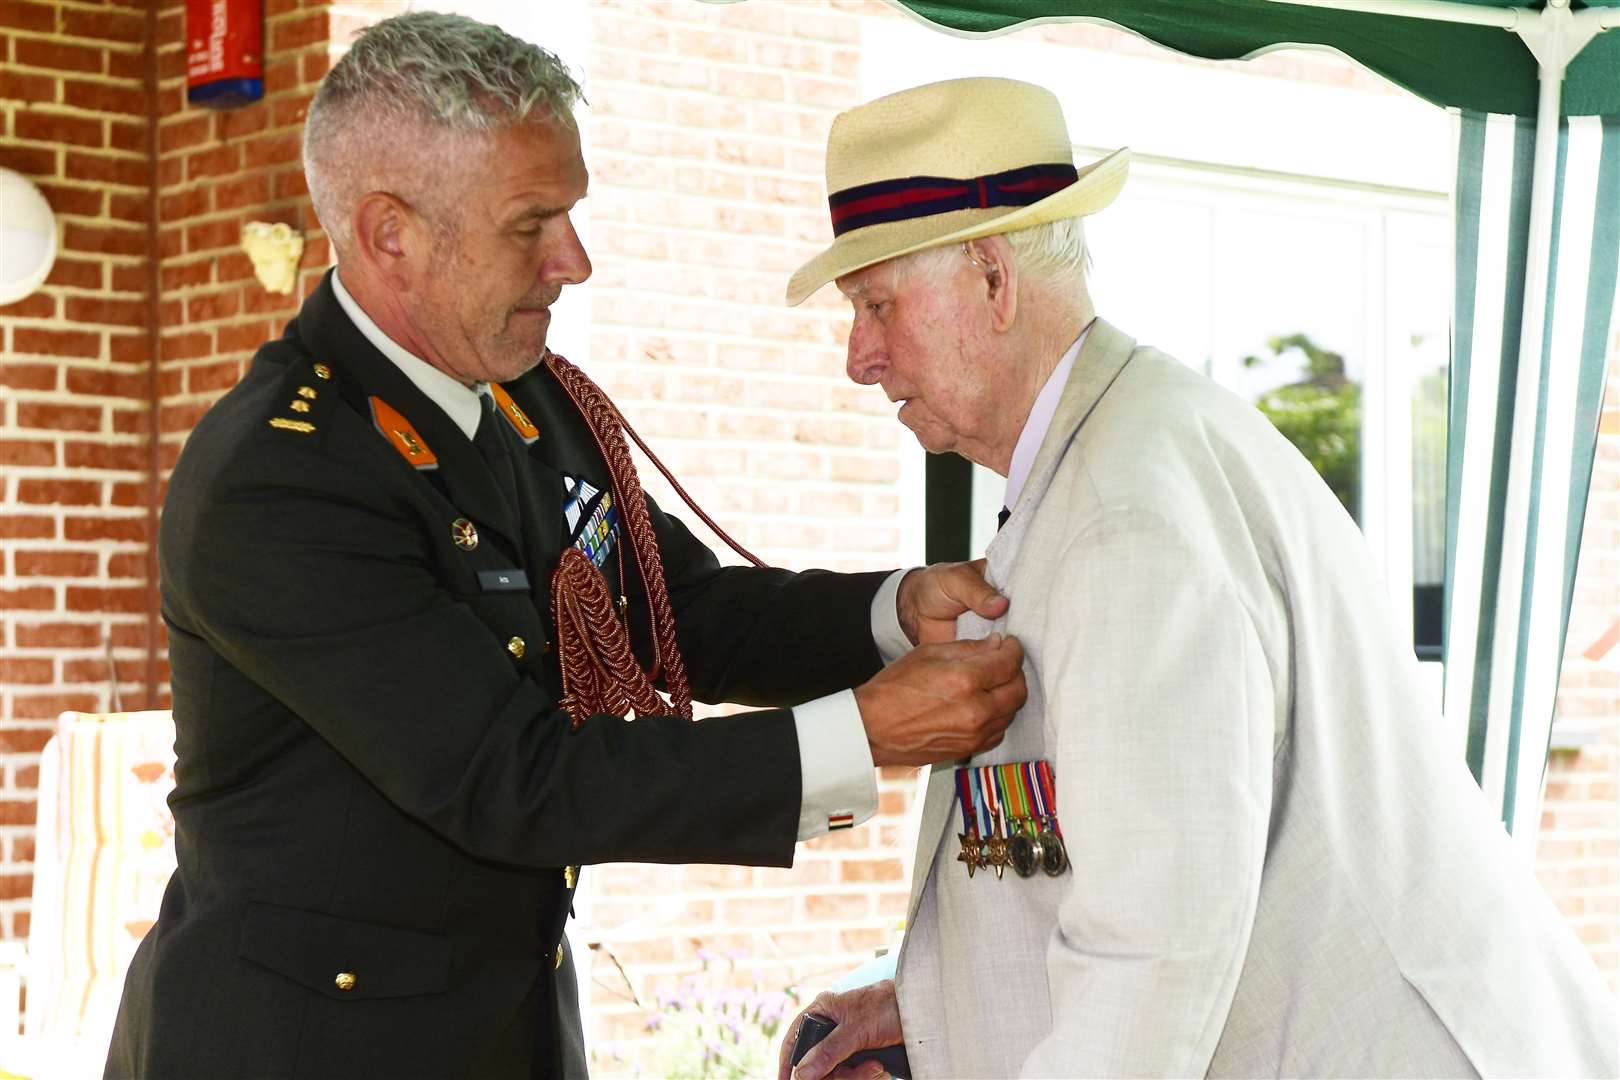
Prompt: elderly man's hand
<box><xmin>777</xmin><ymin>981</ymin><xmax>902</xmax><ymax>1080</ymax></box>
<box><xmin>896</xmin><ymin>559</ymin><xmax>1008</xmax><ymax>645</ymax></box>
<box><xmin>854</xmin><ymin>634</ymin><xmax>1024</xmax><ymax>766</ymax></box>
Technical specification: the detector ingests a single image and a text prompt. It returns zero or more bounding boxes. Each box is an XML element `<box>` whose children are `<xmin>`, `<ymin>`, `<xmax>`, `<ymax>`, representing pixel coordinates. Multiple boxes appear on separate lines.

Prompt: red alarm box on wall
<box><xmin>186</xmin><ymin>0</ymin><xmax>264</xmax><ymax>109</ymax></box>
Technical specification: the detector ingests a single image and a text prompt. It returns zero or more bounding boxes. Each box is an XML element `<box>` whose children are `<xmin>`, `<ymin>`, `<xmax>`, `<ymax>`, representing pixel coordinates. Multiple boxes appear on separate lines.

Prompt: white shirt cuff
<box><xmin>870</xmin><ymin>568</ymin><xmax>915</xmax><ymax>664</ymax></box>
<box><xmin>793</xmin><ymin>689</ymin><xmax>878</xmax><ymax>841</ymax></box>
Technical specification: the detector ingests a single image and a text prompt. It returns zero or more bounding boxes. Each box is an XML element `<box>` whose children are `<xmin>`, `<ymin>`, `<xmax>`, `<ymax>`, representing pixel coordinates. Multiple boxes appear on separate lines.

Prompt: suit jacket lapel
<box><xmin>496</xmin><ymin>373</ymin><xmax>567</xmax><ymax>603</ymax></box>
<box><xmin>1000</xmin><ymin>318</ymin><xmax>1136</xmax><ymax>535</ymax></box>
<box><xmin>504</xmin><ymin>362</ymin><xmax>603</xmax><ymax>550</ymax></box>
<box><xmin>904</xmin><ymin>320</ymin><xmax>1139</xmax><ymax>925</ymax></box>
<box><xmin>905</xmin><ymin>766</ymin><xmax>957</xmax><ymax>928</ymax></box>
<box><xmin>290</xmin><ymin>273</ymin><xmax>526</xmax><ymax>556</ymax></box>
<box><xmin>501</xmin><ymin>363</ymin><xmax>640</xmax><ymax>641</ymax></box>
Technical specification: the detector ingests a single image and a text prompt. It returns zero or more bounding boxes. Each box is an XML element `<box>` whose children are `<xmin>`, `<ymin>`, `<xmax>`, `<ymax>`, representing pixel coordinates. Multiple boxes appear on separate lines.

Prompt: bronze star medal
<box><xmin>983</xmin><ymin>812</ymin><xmax>1010</xmax><ymax>881</ymax></box>
<box><xmin>957</xmin><ymin>832</ymin><xmax>984</xmax><ymax>879</ymax></box>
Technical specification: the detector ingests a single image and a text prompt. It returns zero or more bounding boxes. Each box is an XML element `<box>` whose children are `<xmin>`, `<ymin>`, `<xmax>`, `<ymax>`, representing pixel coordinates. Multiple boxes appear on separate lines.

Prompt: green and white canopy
<box><xmin>892</xmin><ymin>1</ymin><xmax>1620</xmax><ymax>116</ymax></box>
<box><xmin>754</xmin><ymin>0</ymin><xmax>1620</xmax><ymax>847</ymax></box>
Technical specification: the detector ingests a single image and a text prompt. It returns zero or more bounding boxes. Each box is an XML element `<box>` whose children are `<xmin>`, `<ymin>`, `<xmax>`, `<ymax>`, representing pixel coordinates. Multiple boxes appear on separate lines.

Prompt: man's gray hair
<box><xmin>1006</xmin><ymin>216</ymin><xmax>1091</xmax><ymax>281</ymax></box>
<box><xmin>901</xmin><ymin>217</ymin><xmax>1091</xmax><ymax>288</ymax></box>
<box><xmin>304</xmin><ymin>11</ymin><xmax>583</xmax><ymax>255</ymax></box>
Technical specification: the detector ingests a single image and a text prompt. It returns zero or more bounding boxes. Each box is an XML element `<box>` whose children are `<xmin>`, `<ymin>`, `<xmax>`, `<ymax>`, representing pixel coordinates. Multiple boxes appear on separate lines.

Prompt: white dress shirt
<box><xmin>1003</xmin><ymin>322</ymin><xmax>1091</xmax><ymax>518</ymax></box>
<box><xmin>331</xmin><ymin>271</ymin><xmax>889</xmax><ymax>838</ymax></box>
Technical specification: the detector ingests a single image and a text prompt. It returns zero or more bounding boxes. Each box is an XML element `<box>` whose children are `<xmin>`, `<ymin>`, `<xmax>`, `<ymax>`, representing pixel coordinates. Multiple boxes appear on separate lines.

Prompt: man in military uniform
<box><xmin>104</xmin><ymin>15</ymin><xmax>1026</xmax><ymax>1079</ymax></box>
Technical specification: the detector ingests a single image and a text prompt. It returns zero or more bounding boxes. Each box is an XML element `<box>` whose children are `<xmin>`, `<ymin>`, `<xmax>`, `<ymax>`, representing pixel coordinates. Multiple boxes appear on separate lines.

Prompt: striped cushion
<box><xmin>25</xmin><ymin>711</ymin><xmax>176</xmax><ymax>1052</ymax></box>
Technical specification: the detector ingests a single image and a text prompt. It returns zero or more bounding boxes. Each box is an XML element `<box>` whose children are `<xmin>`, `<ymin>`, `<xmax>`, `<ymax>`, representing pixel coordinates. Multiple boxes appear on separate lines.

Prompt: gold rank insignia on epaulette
<box><xmin>369</xmin><ymin>396</ymin><xmax>438</xmax><ymax>470</ymax></box>
<box><xmin>489</xmin><ymin>382</ymin><xmax>540</xmax><ymax>445</ymax></box>
<box><xmin>267</xmin><ymin>362</ymin><xmax>332</xmax><ymax>434</ymax></box>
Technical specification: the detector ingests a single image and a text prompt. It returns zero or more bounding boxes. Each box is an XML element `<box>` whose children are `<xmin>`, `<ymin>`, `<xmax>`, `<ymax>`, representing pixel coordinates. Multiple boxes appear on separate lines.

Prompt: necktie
<box><xmin>474</xmin><ymin>391</ymin><xmax>521</xmax><ymax>514</ymax></box>
<box><xmin>997</xmin><ymin>506</ymin><xmax>1011</xmax><ymax>531</ymax></box>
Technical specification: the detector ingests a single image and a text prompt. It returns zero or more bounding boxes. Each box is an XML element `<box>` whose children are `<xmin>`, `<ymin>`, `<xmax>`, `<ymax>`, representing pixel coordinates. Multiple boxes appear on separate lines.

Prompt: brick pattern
<box><xmin>149</xmin><ymin>0</ymin><xmax>335</xmax><ymax>476</ymax></box>
<box><xmin>585</xmin><ymin>0</ymin><xmax>898</xmax><ymax>573</ymax></box>
<box><xmin>1539</xmin><ymin>350</ymin><xmax>1620</xmax><ymax>991</ymax></box>
<box><xmin>0</xmin><ymin>0</ymin><xmax>1615</xmax><ymax>1061</ymax></box>
<box><xmin>572</xmin><ymin>4</ymin><xmax>915</xmax><ymax>1065</ymax></box>
<box><xmin>0</xmin><ymin>0</ymin><xmax>155</xmax><ymax>940</ymax></box>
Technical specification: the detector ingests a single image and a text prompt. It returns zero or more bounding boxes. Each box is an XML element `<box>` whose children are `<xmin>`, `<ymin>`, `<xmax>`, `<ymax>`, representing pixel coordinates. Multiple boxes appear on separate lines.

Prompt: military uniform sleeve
<box><xmin>170</xmin><ymin>422</ymin><xmax>804</xmax><ymax>870</ymax></box>
<box><xmin>645</xmin><ymin>495</ymin><xmax>890</xmax><ymax>707</ymax></box>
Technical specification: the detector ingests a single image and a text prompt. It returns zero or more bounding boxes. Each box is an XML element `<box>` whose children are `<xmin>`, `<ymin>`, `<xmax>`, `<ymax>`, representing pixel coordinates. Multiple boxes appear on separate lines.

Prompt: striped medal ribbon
<box><xmin>954</xmin><ymin>761</ymin><xmax>1069</xmax><ymax>880</ymax></box>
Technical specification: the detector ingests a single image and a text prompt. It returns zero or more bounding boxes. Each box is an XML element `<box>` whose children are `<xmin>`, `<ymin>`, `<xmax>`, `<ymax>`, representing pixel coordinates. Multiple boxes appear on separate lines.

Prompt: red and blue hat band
<box><xmin>827</xmin><ymin>162</ymin><xmax>1079</xmax><ymax>237</ymax></box>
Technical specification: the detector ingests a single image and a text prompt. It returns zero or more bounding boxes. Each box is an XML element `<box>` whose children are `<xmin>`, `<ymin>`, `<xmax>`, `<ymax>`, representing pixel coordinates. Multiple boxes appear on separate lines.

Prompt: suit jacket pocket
<box><xmin>238</xmin><ymin>901</ymin><xmax>452</xmax><ymax>1000</ymax></box>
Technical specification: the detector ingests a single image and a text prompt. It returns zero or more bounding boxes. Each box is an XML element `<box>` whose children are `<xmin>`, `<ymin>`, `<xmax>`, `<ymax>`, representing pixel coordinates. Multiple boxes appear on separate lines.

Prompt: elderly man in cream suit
<box><xmin>779</xmin><ymin>78</ymin><xmax>1618</xmax><ymax>1080</ymax></box>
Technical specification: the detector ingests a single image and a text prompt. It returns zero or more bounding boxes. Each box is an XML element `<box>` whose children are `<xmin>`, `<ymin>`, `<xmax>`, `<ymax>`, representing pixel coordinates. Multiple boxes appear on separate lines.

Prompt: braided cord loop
<box><xmin>552</xmin><ymin>548</ymin><xmax>667</xmax><ymax>727</ymax></box>
<box><xmin>544</xmin><ymin>352</ymin><xmax>693</xmax><ymax>726</ymax></box>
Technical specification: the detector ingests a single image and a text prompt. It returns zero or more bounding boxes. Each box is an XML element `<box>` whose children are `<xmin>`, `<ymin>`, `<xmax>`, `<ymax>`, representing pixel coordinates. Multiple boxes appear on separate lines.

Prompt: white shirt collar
<box><xmin>330</xmin><ymin>269</ymin><xmax>487</xmax><ymax>441</ymax></box>
<box><xmin>1003</xmin><ymin>321</ymin><xmax>1091</xmax><ymax>515</ymax></box>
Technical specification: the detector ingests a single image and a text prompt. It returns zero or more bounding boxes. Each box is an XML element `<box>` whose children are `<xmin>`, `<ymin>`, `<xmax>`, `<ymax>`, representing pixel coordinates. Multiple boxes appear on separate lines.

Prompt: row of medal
<box><xmin>955</xmin><ymin>760</ymin><xmax>1069</xmax><ymax>880</ymax></box>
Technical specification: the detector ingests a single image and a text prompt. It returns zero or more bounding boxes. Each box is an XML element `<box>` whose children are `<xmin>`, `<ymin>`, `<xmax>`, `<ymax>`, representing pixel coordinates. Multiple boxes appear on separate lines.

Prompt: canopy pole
<box><xmin>1484</xmin><ymin>2</ymin><xmax>1564</xmax><ymax>854</ymax></box>
<box><xmin>1485</xmin><ymin>0</ymin><xmax>1609</xmax><ymax>854</ymax></box>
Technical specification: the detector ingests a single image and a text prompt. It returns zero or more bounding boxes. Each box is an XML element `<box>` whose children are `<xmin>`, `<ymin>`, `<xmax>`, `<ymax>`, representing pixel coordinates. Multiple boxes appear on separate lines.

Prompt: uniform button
<box><xmin>507</xmin><ymin>636</ymin><xmax>526</xmax><ymax>659</ymax></box>
<box><xmin>334</xmin><ymin>972</ymin><xmax>356</xmax><ymax>992</ymax></box>
<box><xmin>554</xmin><ymin>944</ymin><xmax>564</xmax><ymax>969</ymax></box>
<box><xmin>541</xmin><ymin>639</ymin><xmax>553</xmax><ymax>655</ymax></box>
<box><xmin>563</xmin><ymin>865</ymin><xmax>577</xmax><ymax>889</ymax></box>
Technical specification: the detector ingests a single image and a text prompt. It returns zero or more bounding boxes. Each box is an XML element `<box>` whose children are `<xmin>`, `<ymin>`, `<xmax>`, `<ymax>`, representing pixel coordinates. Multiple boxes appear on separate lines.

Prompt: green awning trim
<box><xmin>893</xmin><ymin>1</ymin><xmax>1620</xmax><ymax>117</ymax></box>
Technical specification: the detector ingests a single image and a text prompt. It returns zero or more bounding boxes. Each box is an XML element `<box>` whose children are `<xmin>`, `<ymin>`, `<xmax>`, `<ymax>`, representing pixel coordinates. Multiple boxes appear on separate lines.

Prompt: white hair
<box><xmin>897</xmin><ymin>217</ymin><xmax>1091</xmax><ymax>289</ymax></box>
<box><xmin>303</xmin><ymin>11</ymin><xmax>583</xmax><ymax>256</ymax></box>
<box><xmin>1005</xmin><ymin>216</ymin><xmax>1091</xmax><ymax>280</ymax></box>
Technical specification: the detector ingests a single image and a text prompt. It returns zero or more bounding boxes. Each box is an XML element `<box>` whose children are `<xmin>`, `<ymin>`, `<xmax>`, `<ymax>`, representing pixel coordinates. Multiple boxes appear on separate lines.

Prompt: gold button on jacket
<box><xmin>334</xmin><ymin>972</ymin><xmax>356</xmax><ymax>992</ymax></box>
<box><xmin>506</xmin><ymin>636</ymin><xmax>526</xmax><ymax>659</ymax></box>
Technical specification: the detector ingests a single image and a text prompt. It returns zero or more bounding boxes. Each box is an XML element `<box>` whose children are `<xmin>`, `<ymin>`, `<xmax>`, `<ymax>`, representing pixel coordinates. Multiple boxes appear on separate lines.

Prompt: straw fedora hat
<box><xmin>786</xmin><ymin>77</ymin><xmax>1129</xmax><ymax>306</ymax></box>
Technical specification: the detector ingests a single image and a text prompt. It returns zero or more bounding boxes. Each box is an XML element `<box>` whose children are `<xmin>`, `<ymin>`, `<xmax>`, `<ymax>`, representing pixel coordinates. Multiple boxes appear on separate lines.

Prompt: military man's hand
<box><xmin>896</xmin><ymin>559</ymin><xmax>1008</xmax><ymax>645</ymax></box>
<box><xmin>777</xmin><ymin>981</ymin><xmax>902</xmax><ymax>1080</ymax></box>
<box><xmin>854</xmin><ymin>634</ymin><xmax>1025</xmax><ymax>766</ymax></box>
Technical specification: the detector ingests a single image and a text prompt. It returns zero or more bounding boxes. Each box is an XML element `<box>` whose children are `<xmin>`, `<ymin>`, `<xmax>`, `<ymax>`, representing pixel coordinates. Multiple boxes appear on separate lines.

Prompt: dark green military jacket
<box><xmin>105</xmin><ymin>274</ymin><xmax>887</xmax><ymax>1078</ymax></box>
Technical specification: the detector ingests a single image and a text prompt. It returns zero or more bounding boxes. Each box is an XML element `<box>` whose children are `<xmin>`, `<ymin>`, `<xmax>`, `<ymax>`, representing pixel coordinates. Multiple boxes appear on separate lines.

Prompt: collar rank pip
<box><xmin>956</xmin><ymin>760</ymin><xmax>1067</xmax><ymax>880</ymax></box>
<box><xmin>369</xmin><ymin>396</ymin><xmax>438</xmax><ymax>470</ymax></box>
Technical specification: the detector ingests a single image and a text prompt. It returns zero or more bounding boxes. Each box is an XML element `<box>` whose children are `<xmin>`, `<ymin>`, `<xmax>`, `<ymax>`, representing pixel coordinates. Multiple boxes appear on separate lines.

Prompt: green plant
<box><xmin>1244</xmin><ymin>332</ymin><xmax>1362</xmax><ymax>520</ymax></box>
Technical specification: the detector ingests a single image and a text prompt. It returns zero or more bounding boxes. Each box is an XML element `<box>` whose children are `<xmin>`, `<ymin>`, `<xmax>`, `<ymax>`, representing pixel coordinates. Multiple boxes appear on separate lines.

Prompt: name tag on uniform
<box><xmin>478</xmin><ymin>569</ymin><xmax>531</xmax><ymax>592</ymax></box>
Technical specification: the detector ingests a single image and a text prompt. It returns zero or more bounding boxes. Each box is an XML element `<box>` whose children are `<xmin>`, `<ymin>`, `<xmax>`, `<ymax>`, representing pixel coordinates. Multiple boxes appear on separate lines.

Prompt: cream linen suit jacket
<box><xmin>894</xmin><ymin>320</ymin><xmax>1617</xmax><ymax>1079</ymax></box>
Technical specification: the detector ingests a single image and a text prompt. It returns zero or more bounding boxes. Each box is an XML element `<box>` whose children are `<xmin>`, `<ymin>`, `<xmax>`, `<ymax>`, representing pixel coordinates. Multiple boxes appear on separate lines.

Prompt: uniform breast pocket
<box><xmin>237</xmin><ymin>901</ymin><xmax>452</xmax><ymax>1000</ymax></box>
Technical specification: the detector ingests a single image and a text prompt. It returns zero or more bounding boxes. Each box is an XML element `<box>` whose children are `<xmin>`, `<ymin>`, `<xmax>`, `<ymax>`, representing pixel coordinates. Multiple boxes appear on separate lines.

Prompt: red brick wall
<box><xmin>0</xmin><ymin>0</ymin><xmax>155</xmax><ymax>939</ymax></box>
<box><xmin>573</xmin><ymin>4</ymin><xmax>914</xmax><ymax>1063</ymax></box>
<box><xmin>587</xmin><ymin>0</ymin><xmax>900</xmax><ymax>573</ymax></box>
<box><xmin>150</xmin><ymin>0</ymin><xmax>335</xmax><ymax>486</ymax></box>
<box><xmin>0</xmin><ymin>0</ymin><xmax>347</xmax><ymax>941</ymax></box>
